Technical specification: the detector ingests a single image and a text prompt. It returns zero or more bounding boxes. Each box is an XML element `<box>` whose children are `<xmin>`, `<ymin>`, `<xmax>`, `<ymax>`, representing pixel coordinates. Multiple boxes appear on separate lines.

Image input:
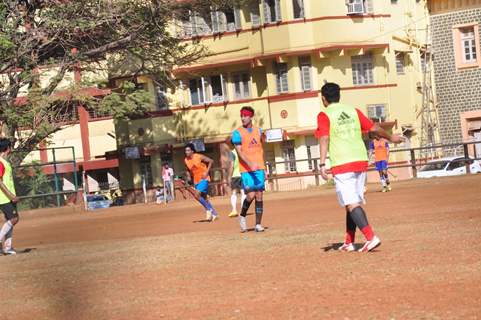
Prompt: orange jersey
<box><xmin>237</xmin><ymin>126</ymin><xmax>265</xmax><ymax>173</ymax></box>
<box><xmin>372</xmin><ymin>139</ymin><xmax>389</xmax><ymax>162</ymax></box>
<box><xmin>184</xmin><ymin>153</ymin><xmax>209</xmax><ymax>184</ymax></box>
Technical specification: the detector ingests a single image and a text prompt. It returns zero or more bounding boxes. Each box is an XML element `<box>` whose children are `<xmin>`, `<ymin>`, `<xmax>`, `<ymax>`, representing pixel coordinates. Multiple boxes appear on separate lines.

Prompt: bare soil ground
<box><xmin>1</xmin><ymin>175</ymin><xmax>481</xmax><ymax>320</ymax></box>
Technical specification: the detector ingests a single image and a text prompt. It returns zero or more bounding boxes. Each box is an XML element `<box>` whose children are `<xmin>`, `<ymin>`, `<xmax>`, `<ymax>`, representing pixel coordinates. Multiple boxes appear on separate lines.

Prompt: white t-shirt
<box><xmin>162</xmin><ymin>167</ymin><xmax>174</xmax><ymax>181</ymax></box>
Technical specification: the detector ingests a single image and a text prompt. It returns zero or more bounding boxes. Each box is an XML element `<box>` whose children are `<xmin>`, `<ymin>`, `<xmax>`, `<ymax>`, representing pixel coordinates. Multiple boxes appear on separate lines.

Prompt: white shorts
<box><xmin>333</xmin><ymin>172</ymin><xmax>367</xmax><ymax>207</ymax></box>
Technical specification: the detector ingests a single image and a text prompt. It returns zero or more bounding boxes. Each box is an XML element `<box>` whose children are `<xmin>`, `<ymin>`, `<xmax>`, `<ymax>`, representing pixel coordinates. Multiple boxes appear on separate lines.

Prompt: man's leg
<box><xmin>229</xmin><ymin>189</ymin><xmax>238</xmax><ymax>217</ymax></box>
<box><xmin>383</xmin><ymin>169</ymin><xmax>391</xmax><ymax>191</ymax></box>
<box><xmin>239</xmin><ymin>192</ymin><xmax>254</xmax><ymax>232</ymax></box>
<box><xmin>254</xmin><ymin>191</ymin><xmax>265</xmax><ymax>232</ymax></box>
<box><xmin>0</xmin><ymin>203</ymin><xmax>19</xmax><ymax>255</ymax></box>
<box><xmin>338</xmin><ymin>207</ymin><xmax>356</xmax><ymax>251</ymax></box>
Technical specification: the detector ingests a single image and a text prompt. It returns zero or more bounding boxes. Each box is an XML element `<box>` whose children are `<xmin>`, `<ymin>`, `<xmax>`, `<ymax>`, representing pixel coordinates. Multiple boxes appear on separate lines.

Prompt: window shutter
<box><xmin>234</xmin><ymin>7</ymin><xmax>242</xmax><ymax>30</ymax></box>
<box><xmin>211</xmin><ymin>11</ymin><xmax>219</xmax><ymax>33</ymax></box>
<box><xmin>263</xmin><ymin>0</ymin><xmax>271</xmax><ymax>24</ymax></box>
<box><xmin>365</xmin><ymin>0</ymin><xmax>374</xmax><ymax>13</ymax></box>
<box><xmin>218</xmin><ymin>11</ymin><xmax>227</xmax><ymax>32</ymax></box>
<box><xmin>301</xmin><ymin>65</ymin><xmax>312</xmax><ymax>91</ymax></box>
<box><xmin>182</xmin><ymin>19</ymin><xmax>192</xmax><ymax>37</ymax></box>
<box><xmin>250</xmin><ymin>1</ymin><xmax>261</xmax><ymax>27</ymax></box>
<box><xmin>233</xmin><ymin>74</ymin><xmax>241</xmax><ymax>99</ymax></box>
<box><xmin>275</xmin><ymin>0</ymin><xmax>282</xmax><ymax>22</ymax></box>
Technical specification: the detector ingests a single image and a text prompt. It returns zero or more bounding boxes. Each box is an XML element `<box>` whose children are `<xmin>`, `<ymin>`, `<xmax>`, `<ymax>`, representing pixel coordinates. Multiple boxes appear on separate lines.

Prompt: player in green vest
<box><xmin>227</xmin><ymin>146</ymin><xmax>246</xmax><ymax>217</ymax></box>
<box><xmin>316</xmin><ymin>83</ymin><xmax>403</xmax><ymax>253</ymax></box>
<box><xmin>0</xmin><ymin>138</ymin><xmax>20</xmax><ymax>255</ymax></box>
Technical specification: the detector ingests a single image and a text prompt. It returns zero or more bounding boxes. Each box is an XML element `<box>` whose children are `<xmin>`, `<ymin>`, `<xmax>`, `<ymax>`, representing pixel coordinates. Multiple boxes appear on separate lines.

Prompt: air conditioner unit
<box><xmin>347</xmin><ymin>0</ymin><xmax>364</xmax><ymax>15</ymax></box>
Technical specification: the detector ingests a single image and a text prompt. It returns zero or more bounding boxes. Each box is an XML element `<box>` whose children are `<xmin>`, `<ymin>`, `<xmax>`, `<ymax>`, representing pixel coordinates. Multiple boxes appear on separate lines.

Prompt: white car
<box><xmin>417</xmin><ymin>156</ymin><xmax>481</xmax><ymax>178</ymax></box>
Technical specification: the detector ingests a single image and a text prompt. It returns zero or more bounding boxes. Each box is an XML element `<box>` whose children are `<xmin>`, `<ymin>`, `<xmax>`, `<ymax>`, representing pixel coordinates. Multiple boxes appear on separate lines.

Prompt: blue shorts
<box><xmin>195</xmin><ymin>179</ymin><xmax>209</xmax><ymax>194</ymax></box>
<box><xmin>375</xmin><ymin>160</ymin><xmax>388</xmax><ymax>171</ymax></box>
<box><xmin>241</xmin><ymin>170</ymin><xmax>265</xmax><ymax>192</ymax></box>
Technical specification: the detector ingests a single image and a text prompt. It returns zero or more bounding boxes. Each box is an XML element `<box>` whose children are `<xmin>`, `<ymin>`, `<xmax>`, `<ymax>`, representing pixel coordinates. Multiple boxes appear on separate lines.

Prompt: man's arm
<box><xmin>370</xmin><ymin>124</ymin><xmax>404</xmax><ymax>144</ymax></box>
<box><xmin>227</xmin><ymin>155</ymin><xmax>234</xmax><ymax>182</ymax></box>
<box><xmin>199</xmin><ymin>154</ymin><xmax>214</xmax><ymax>178</ymax></box>
<box><xmin>319</xmin><ymin>135</ymin><xmax>330</xmax><ymax>180</ymax></box>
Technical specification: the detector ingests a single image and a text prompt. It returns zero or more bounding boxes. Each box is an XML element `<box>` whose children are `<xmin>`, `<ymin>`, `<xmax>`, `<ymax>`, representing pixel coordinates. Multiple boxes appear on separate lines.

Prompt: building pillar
<box><xmin>78</xmin><ymin>105</ymin><xmax>91</xmax><ymax>161</ymax></box>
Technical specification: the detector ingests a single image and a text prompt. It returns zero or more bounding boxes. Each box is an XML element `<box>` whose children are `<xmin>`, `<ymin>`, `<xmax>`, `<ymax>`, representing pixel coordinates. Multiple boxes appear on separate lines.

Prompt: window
<box><xmin>395</xmin><ymin>52</ymin><xmax>405</xmax><ymax>75</ymax></box>
<box><xmin>275</xmin><ymin>62</ymin><xmax>289</xmax><ymax>93</ymax></box>
<box><xmin>263</xmin><ymin>0</ymin><xmax>281</xmax><ymax>24</ymax></box>
<box><xmin>189</xmin><ymin>75</ymin><xmax>227</xmax><ymax>105</ymax></box>
<box><xmin>212</xmin><ymin>7</ymin><xmax>241</xmax><ymax>33</ymax></box>
<box><xmin>155</xmin><ymin>84</ymin><xmax>168</xmax><ymax>110</ymax></box>
<box><xmin>292</xmin><ymin>0</ymin><xmax>304</xmax><ymax>19</ymax></box>
<box><xmin>232</xmin><ymin>72</ymin><xmax>251</xmax><ymax>100</ymax></box>
<box><xmin>453</xmin><ymin>24</ymin><xmax>481</xmax><ymax>69</ymax></box>
<box><xmin>305</xmin><ymin>136</ymin><xmax>320</xmax><ymax>170</ymax></box>
<box><xmin>139</xmin><ymin>157</ymin><xmax>153</xmax><ymax>187</ymax></box>
<box><xmin>367</xmin><ymin>104</ymin><xmax>387</xmax><ymax>122</ymax></box>
<box><xmin>447</xmin><ymin>159</ymin><xmax>466</xmax><ymax>171</ymax></box>
<box><xmin>191</xmin><ymin>11</ymin><xmax>212</xmax><ymax>36</ymax></box>
<box><xmin>346</xmin><ymin>0</ymin><xmax>373</xmax><ymax>15</ymax></box>
<box><xmin>352</xmin><ymin>54</ymin><xmax>374</xmax><ymax>85</ymax></box>
<box><xmin>282</xmin><ymin>140</ymin><xmax>297</xmax><ymax>172</ymax></box>
<box><xmin>460</xmin><ymin>28</ymin><xmax>477</xmax><ymax>63</ymax></box>
<box><xmin>299</xmin><ymin>56</ymin><xmax>312</xmax><ymax>91</ymax></box>
<box><xmin>250</xmin><ymin>1</ymin><xmax>261</xmax><ymax>27</ymax></box>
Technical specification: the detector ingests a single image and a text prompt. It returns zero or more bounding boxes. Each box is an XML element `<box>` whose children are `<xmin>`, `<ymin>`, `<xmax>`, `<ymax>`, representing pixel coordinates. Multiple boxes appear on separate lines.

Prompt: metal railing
<box><xmin>264</xmin><ymin>141</ymin><xmax>481</xmax><ymax>191</ymax></box>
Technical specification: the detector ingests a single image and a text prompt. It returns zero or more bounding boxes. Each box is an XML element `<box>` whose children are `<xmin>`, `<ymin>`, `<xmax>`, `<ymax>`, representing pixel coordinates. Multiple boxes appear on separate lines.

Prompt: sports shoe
<box><xmin>205</xmin><ymin>210</ymin><xmax>212</xmax><ymax>221</ymax></box>
<box><xmin>228</xmin><ymin>210</ymin><xmax>238</xmax><ymax>218</ymax></box>
<box><xmin>254</xmin><ymin>224</ymin><xmax>265</xmax><ymax>232</ymax></box>
<box><xmin>381</xmin><ymin>187</ymin><xmax>387</xmax><ymax>193</ymax></box>
<box><xmin>387</xmin><ymin>185</ymin><xmax>392</xmax><ymax>192</ymax></box>
<box><xmin>211</xmin><ymin>214</ymin><xmax>219</xmax><ymax>222</ymax></box>
<box><xmin>3</xmin><ymin>248</ymin><xmax>17</xmax><ymax>255</ymax></box>
<box><xmin>358</xmin><ymin>236</ymin><xmax>381</xmax><ymax>252</ymax></box>
<box><xmin>239</xmin><ymin>215</ymin><xmax>247</xmax><ymax>233</ymax></box>
<box><xmin>338</xmin><ymin>242</ymin><xmax>355</xmax><ymax>252</ymax></box>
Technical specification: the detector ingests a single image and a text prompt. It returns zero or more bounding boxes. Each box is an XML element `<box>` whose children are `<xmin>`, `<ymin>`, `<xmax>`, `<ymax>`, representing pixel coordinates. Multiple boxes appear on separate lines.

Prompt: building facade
<box><xmin>429</xmin><ymin>0</ymin><xmax>481</xmax><ymax>156</ymax></box>
<box><xmin>116</xmin><ymin>0</ymin><xmax>431</xmax><ymax>200</ymax></box>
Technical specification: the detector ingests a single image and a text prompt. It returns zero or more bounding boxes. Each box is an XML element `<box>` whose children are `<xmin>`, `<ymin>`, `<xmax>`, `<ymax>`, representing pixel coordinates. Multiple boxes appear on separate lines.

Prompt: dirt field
<box><xmin>1</xmin><ymin>175</ymin><xmax>480</xmax><ymax>320</ymax></box>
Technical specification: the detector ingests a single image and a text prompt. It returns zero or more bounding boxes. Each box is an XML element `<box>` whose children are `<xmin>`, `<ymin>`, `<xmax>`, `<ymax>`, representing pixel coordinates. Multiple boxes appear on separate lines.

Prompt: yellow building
<box><xmin>116</xmin><ymin>0</ymin><xmax>431</xmax><ymax>199</ymax></box>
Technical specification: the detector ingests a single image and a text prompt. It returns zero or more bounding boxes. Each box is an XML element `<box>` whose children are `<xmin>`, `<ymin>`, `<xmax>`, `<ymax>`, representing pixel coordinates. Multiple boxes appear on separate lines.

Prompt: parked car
<box><xmin>86</xmin><ymin>194</ymin><xmax>112</xmax><ymax>210</ymax></box>
<box><xmin>417</xmin><ymin>156</ymin><xmax>481</xmax><ymax>178</ymax></box>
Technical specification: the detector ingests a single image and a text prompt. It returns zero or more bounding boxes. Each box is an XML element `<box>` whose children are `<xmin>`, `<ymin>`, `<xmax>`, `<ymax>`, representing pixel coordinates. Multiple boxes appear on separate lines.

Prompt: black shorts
<box><xmin>230</xmin><ymin>177</ymin><xmax>243</xmax><ymax>190</ymax></box>
<box><xmin>0</xmin><ymin>202</ymin><xmax>18</xmax><ymax>220</ymax></box>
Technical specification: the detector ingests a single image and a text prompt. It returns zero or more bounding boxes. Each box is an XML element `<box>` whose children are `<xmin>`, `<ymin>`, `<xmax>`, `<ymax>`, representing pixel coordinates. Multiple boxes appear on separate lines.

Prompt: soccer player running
<box><xmin>184</xmin><ymin>143</ymin><xmax>219</xmax><ymax>222</ymax></box>
<box><xmin>369</xmin><ymin>136</ymin><xmax>392</xmax><ymax>192</ymax></box>
<box><xmin>227</xmin><ymin>146</ymin><xmax>246</xmax><ymax>218</ymax></box>
<box><xmin>0</xmin><ymin>138</ymin><xmax>20</xmax><ymax>255</ymax></box>
<box><xmin>231</xmin><ymin>106</ymin><xmax>266</xmax><ymax>233</ymax></box>
<box><xmin>316</xmin><ymin>83</ymin><xmax>403</xmax><ymax>252</ymax></box>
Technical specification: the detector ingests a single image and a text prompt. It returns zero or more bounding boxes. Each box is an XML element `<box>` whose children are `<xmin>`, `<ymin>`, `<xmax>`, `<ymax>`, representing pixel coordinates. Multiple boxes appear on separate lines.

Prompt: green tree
<box><xmin>0</xmin><ymin>0</ymin><xmax>247</xmax><ymax>165</ymax></box>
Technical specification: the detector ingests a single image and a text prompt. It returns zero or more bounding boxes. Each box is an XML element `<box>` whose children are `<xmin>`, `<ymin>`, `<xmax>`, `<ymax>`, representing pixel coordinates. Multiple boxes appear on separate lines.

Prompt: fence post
<box><xmin>410</xmin><ymin>149</ymin><xmax>417</xmax><ymax>178</ymax></box>
<box><xmin>52</xmin><ymin>148</ymin><xmax>61</xmax><ymax>207</ymax></box>
<box><xmin>313</xmin><ymin>159</ymin><xmax>320</xmax><ymax>186</ymax></box>
<box><xmin>463</xmin><ymin>143</ymin><xmax>471</xmax><ymax>174</ymax></box>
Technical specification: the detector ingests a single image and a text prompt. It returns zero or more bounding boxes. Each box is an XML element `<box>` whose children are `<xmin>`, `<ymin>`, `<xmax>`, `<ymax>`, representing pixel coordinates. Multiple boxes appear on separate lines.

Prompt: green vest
<box><xmin>323</xmin><ymin>103</ymin><xmax>368</xmax><ymax>167</ymax></box>
<box><xmin>231</xmin><ymin>150</ymin><xmax>241</xmax><ymax>178</ymax></box>
<box><xmin>0</xmin><ymin>156</ymin><xmax>15</xmax><ymax>205</ymax></box>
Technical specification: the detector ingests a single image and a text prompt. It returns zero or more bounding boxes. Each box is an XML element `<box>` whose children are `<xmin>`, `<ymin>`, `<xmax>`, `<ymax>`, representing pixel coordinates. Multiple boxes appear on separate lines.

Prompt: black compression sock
<box><xmin>240</xmin><ymin>198</ymin><xmax>253</xmax><ymax>217</ymax></box>
<box><xmin>349</xmin><ymin>206</ymin><xmax>369</xmax><ymax>229</ymax></box>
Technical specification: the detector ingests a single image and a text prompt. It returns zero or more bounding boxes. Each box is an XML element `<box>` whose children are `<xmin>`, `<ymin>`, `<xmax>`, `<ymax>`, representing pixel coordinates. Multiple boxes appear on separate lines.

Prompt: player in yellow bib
<box><xmin>316</xmin><ymin>83</ymin><xmax>403</xmax><ymax>252</ymax></box>
<box><xmin>0</xmin><ymin>138</ymin><xmax>20</xmax><ymax>255</ymax></box>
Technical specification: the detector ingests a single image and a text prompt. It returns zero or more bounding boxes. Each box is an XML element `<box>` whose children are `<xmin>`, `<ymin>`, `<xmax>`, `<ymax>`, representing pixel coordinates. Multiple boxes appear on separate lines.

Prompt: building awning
<box><xmin>174</xmin><ymin>43</ymin><xmax>389</xmax><ymax>74</ymax></box>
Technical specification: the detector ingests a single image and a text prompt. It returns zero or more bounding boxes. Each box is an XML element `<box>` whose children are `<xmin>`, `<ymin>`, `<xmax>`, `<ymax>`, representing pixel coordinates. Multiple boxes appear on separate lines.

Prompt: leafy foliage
<box><xmin>0</xmin><ymin>0</ymin><xmax>247</xmax><ymax>165</ymax></box>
